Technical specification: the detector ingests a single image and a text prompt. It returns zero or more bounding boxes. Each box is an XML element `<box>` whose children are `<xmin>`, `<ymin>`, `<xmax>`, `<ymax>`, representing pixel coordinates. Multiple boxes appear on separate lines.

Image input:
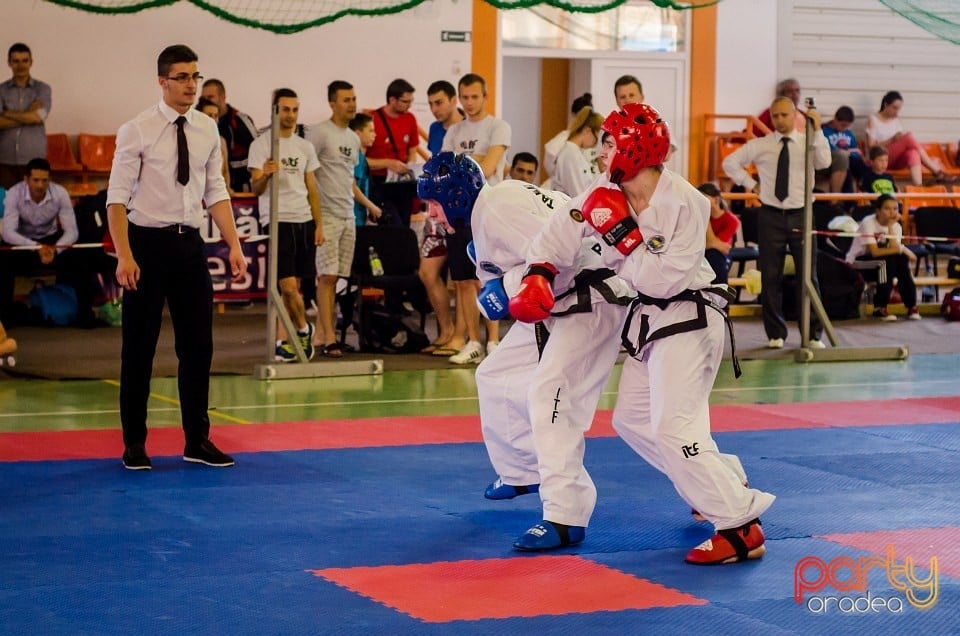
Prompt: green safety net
<box><xmin>42</xmin><ymin>0</ymin><xmax>720</xmax><ymax>34</ymax></box>
<box><xmin>879</xmin><ymin>1</ymin><xmax>960</xmax><ymax>45</ymax></box>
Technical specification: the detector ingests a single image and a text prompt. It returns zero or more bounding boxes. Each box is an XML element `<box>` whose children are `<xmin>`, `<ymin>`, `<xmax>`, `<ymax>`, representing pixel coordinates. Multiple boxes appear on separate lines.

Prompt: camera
<box><xmin>805</xmin><ymin>97</ymin><xmax>816</xmax><ymax>109</ymax></box>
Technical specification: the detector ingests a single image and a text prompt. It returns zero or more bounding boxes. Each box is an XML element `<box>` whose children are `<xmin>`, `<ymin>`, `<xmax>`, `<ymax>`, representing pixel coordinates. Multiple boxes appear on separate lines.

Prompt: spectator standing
<box><xmin>426</xmin><ymin>80</ymin><xmax>463</xmax><ymax>156</ymax></box>
<box><xmin>0</xmin><ymin>44</ymin><xmax>51</xmax><ymax>188</ymax></box>
<box><xmin>248</xmin><ymin>88</ymin><xmax>322</xmax><ymax>362</ymax></box>
<box><xmin>613</xmin><ymin>75</ymin><xmax>644</xmax><ymax>107</ymax></box>
<box><xmin>348</xmin><ymin>112</ymin><xmax>381</xmax><ymax>226</ymax></box>
<box><xmin>365</xmin><ymin>78</ymin><xmax>420</xmax><ymax>227</ymax></box>
<box><xmin>846</xmin><ymin>193</ymin><xmax>920</xmax><ymax>321</ymax></box>
<box><xmin>543</xmin><ymin>93</ymin><xmax>596</xmax><ymax>180</ymax></box>
<box><xmin>698</xmin><ymin>182</ymin><xmax>740</xmax><ymax>284</ymax></box>
<box><xmin>0</xmin><ymin>157</ymin><xmax>95</xmax><ymax>325</ymax></box>
<box><xmin>107</xmin><ymin>44</ymin><xmax>247</xmax><ymax>470</ymax></box>
<box><xmin>305</xmin><ymin>81</ymin><xmax>363</xmax><ymax>357</ymax></box>
<box><xmin>551</xmin><ymin>107</ymin><xmax>604</xmax><ymax>196</ymax></box>
<box><xmin>723</xmin><ymin>96</ymin><xmax>831</xmax><ymax>349</ymax></box>
<box><xmin>201</xmin><ymin>78</ymin><xmax>258</xmax><ymax>193</ymax></box>
<box><xmin>196</xmin><ymin>97</ymin><xmax>233</xmax><ymax>194</ymax></box>
<box><xmin>441</xmin><ymin>73</ymin><xmax>512</xmax><ymax>363</ymax></box>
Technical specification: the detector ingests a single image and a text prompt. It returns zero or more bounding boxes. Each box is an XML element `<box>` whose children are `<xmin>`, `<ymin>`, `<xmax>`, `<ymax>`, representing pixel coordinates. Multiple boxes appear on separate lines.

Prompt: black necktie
<box><xmin>775</xmin><ymin>137</ymin><xmax>789</xmax><ymax>202</ymax></box>
<box><xmin>175</xmin><ymin>115</ymin><xmax>189</xmax><ymax>186</ymax></box>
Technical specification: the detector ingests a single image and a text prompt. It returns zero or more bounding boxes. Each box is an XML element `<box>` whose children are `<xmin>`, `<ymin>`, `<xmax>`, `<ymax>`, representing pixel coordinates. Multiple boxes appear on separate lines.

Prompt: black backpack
<box><xmin>782</xmin><ymin>251</ymin><xmax>865</xmax><ymax>321</ymax></box>
<box><xmin>360</xmin><ymin>302</ymin><xmax>429</xmax><ymax>353</ymax></box>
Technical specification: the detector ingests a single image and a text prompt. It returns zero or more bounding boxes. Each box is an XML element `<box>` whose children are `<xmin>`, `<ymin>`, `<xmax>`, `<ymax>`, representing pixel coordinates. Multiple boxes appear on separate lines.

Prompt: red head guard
<box><xmin>601</xmin><ymin>103</ymin><xmax>671</xmax><ymax>184</ymax></box>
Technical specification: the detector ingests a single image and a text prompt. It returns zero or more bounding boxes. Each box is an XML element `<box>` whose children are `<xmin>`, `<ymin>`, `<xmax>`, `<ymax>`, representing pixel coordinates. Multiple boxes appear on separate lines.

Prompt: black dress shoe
<box><xmin>183</xmin><ymin>439</ymin><xmax>234</xmax><ymax>467</ymax></box>
<box><xmin>122</xmin><ymin>445</ymin><xmax>152</xmax><ymax>470</ymax></box>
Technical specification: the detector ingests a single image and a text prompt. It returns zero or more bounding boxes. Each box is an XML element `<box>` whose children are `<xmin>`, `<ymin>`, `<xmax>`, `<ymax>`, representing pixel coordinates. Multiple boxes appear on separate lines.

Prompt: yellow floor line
<box><xmin>100</xmin><ymin>379</ymin><xmax>251</xmax><ymax>424</ymax></box>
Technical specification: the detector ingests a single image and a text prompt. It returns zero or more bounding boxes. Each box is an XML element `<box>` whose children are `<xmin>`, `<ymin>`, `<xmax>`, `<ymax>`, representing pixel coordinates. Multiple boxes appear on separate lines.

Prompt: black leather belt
<box><xmin>135</xmin><ymin>223</ymin><xmax>198</xmax><ymax>234</ymax></box>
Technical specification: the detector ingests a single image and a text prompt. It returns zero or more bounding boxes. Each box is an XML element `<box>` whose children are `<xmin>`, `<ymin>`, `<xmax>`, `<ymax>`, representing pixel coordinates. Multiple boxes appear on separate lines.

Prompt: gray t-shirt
<box><xmin>305</xmin><ymin>119</ymin><xmax>360</xmax><ymax>220</ymax></box>
<box><xmin>442</xmin><ymin>115</ymin><xmax>511</xmax><ymax>186</ymax></box>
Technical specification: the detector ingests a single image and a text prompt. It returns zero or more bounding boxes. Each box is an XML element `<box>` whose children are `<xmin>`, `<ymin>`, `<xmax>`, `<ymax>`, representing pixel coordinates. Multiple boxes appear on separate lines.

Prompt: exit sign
<box><xmin>441</xmin><ymin>31</ymin><xmax>471</xmax><ymax>42</ymax></box>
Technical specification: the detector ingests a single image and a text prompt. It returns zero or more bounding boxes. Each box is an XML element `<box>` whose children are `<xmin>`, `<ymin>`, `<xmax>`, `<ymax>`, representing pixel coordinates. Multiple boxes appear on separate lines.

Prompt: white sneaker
<box><xmin>450</xmin><ymin>340</ymin><xmax>485</xmax><ymax>365</ymax></box>
<box><xmin>908</xmin><ymin>308</ymin><xmax>922</xmax><ymax>321</ymax></box>
<box><xmin>808</xmin><ymin>339</ymin><xmax>826</xmax><ymax>349</ymax></box>
<box><xmin>767</xmin><ymin>338</ymin><xmax>784</xmax><ymax>349</ymax></box>
<box><xmin>486</xmin><ymin>340</ymin><xmax>499</xmax><ymax>355</ymax></box>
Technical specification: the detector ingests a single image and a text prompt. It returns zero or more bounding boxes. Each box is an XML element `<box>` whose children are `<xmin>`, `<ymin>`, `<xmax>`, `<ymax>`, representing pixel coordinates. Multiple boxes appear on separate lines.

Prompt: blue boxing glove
<box><xmin>466</xmin><ymin>240</ymin><xmax>478</xmax><ymax>267</ymax></box>
<box><xmin>477</xmin><ymin>277</ymin><xmax>510</xmax><ymax>320</ymax></box>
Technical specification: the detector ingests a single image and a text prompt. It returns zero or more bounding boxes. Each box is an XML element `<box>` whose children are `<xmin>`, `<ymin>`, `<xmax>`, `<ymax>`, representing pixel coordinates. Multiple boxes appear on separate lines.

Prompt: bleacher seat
<box><xmin>46</xmin><ymin>133</ymin><xmax>82</xmax><ymax>172</ymax></box>
<box><xmin>78</xmin><ymin>134</ymin><xmax>116</xmax><ymax>174</ymax></box>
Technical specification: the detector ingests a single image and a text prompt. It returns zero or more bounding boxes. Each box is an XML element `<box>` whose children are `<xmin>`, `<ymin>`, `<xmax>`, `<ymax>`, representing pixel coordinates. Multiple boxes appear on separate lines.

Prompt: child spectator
<box><xmin>348</xmin><ymin>112</ymin><xmax>381</xmax><ymax>226</ymax></box>
<box><xmin>698</xmin><ymin>182</ymin><xmax>740</xmax><ymax>284</ymax></box>
<box><xmin>861</xmin><ymin>146</ymin><xmax>897</xmax><ymax>194</ymax></box>
<box><xmin>846</xmin><ymin>193</ymin><xmax>919</xmax><ymax>320</ymax></box>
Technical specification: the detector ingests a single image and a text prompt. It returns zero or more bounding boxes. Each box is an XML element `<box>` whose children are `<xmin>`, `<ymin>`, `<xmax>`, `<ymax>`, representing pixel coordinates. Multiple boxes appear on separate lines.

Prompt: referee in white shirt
<box><xmin>722</xmin><ymin>96</ymin><xmax>831</xmax><ymax>349</ymax></box>
<box><xmin>106</xmin><ymin>45</ymin><xmax>247</xmax><ymax>470</ymax></box>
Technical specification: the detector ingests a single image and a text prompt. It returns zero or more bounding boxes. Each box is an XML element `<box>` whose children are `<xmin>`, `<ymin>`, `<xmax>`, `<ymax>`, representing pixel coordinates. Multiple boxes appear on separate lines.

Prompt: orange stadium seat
<box><xmin>46</xmin><ymin>133</ymin><xmax>83</xmax><ymax>172</ymax></box>
<box><xmin>77</xmin><ymin>133</ymin><xmax>116</xmax><ymax>173</ymax></box>
<box><xmin>920</xmin><ymin>142</ymin><xmax>960</xmax><ymax>177</ymax></box>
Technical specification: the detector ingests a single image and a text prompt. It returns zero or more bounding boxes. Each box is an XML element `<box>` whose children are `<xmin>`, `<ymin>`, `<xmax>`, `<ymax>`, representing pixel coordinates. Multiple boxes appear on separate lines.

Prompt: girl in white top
<box><xmin>865</xmin><ymin>90</ymin><xmax>947</xmax><ymax>186</ymax></box>
<box><xmin>551</xmin><ymin>107</ymin><xmax>603</xmax><ymax>197</ymax></box>
<box><xmin>846</xmin><ymin>193</ymin><xmax>920</xmax><ymax>320</ymax></box>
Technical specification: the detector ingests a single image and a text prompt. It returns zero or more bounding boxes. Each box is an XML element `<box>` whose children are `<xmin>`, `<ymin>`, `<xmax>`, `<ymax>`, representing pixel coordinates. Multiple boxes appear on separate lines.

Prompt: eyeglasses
<box><xmin>166</xmin><ymin>73</ymin><xmax>204</xmax><ymax>85</ymax></box>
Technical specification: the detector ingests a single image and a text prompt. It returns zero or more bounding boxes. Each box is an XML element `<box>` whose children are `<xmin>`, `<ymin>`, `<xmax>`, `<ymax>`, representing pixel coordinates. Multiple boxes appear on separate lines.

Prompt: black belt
<box><xmin>762</xmin><ymin>204</ymin><xmax>803</xmax><ymax>213</ymax></box>
<box><xmin>134</xmin><ymin>223</ymin><xmax>199</xmax><ymax>234</ymax></box>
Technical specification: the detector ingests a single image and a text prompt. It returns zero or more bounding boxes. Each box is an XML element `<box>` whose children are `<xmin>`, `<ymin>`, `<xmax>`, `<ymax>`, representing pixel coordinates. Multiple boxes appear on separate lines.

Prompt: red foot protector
<box><xmin>685</xmin><ymin>519</ymin><xmax>766</xmax><ymax>565</ymax></box>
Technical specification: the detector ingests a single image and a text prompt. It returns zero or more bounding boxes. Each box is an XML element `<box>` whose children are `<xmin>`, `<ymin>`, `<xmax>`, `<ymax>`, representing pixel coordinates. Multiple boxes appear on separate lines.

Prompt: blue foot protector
<box><xmin>513</xmin><ymin>520</ymin><xmax>585</xmax><ymax>551</ymax></box>
<box><xmin>484</xmin><ymin>477</ymin><xmax>540</xmax><ymax>500</ymax></box>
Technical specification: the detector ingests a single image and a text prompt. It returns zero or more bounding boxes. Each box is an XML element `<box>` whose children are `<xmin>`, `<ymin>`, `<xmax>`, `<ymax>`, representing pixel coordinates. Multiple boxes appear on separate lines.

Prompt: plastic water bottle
<box><xmin>922</xmin><ymin>262</ymin><xmax>934</xmax><ymax>303</ymax></box>
<box><xmin>368</xmin><ymin>246</ymin><xmax>384</xmax><ymax>277</ymax></box>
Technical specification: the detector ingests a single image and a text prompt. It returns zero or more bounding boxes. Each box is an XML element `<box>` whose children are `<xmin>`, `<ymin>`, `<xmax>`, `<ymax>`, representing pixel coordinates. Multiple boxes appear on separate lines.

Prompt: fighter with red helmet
<box><xmin>511</xmin><ymin>103</ymin><xmax>775</xmax><ymax>564</ymax></box>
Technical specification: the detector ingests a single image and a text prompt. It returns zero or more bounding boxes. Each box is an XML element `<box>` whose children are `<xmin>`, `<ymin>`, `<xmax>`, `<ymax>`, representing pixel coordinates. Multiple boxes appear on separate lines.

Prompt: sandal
<box><xmin>320</xmin><ymin>343</ymin><xmax>344</xmax><ymax>358</ymax></box>
<box><xmin>421</xmin><ymin>339</ymin><xmax>453</xmax><ymax>354</ymax></box>
<box><xmin>430</xmin><ymin>345</ymin><xmax>461</xmax><ymax>357</ymax></box>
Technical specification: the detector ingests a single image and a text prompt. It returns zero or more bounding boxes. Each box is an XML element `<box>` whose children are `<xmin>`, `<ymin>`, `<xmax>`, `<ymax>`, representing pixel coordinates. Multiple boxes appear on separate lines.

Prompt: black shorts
<box><xmin>445</xmin><ymin>225</ymin><xmax>477</xmax><ymax>282</ymax></box>
<box><xmin>274</xmin><ymin>220</ymin><xmax>317</xmax><ymax>281</ymax></box>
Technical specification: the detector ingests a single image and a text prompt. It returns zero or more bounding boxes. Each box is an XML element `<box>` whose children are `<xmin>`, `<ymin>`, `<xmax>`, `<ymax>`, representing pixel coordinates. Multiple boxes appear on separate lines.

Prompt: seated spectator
<box><xmin>196</xmin><ymin>97</ymin><xmax>233</xmax><ymax>196</ymax></box>
<box><xmin>846</xmin><ymin>193</ymin><xmax>919</xmax><ymax>321</ymax></box>
<box><xmin>543</xmin><ymin>93</ymin><xmax>595</xmax><ymax>180</ymax></box>
<box><xmin>865</xmin><ymin>91</ymin><xmax>949</xmax><ymax>186</ymax></box>
<box><xmin>698</xmin><ymin>182</ymin><xmax>740</xmax><ymax>284</ymax></box>
<box><xmin>861</xmin><ymin>146</ymin><xmax>897</xmax><ymax>194</ymax></box>
<box><xmin>508</xmin><ymin>152</ymin><xmax>538</xmax><ymax>183</ymax></box>
<box><xmin>0</xmin><ymin>158</ymin><xmax>97</xmax><ymax>326</ymax></box>
<box><xmin>754</xmin><ymin>78</ymin><xmax>805</xmax><ymax>135</ymax></box>
<box><xmin>821</xmin><ymin>106</ymin><xmax>865</xmax><ymax>192</ymax></box>
<box><xmin>348</xmin><ymin>112</ymin><xmax>382</xmax><ymax>226</ymax></box>
<box><xmin>552</xmin><ymin>106</ymin><xmax>603</xmax><ymax>196</ymax></box>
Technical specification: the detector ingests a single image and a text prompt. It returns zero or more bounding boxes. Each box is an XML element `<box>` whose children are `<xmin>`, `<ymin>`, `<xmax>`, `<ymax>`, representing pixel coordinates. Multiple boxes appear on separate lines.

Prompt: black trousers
<box><xmin>757</xmin><ymin>205</ymin><xmax>822</xmax><ymax>340</ymax></box>
<box><xmin>120</xmin><ymin>223</ymin><xmax>213</xmax><ymax>448</ymax></box>
<box><xmin>705</xmin><ymin>248</ymin><xmax>731</xmax><ymax>284</ymax></box>
<box><xmin>858</xmin><ymin>253</ymin><xmax>917</xmax><ymax>308</ymax></box>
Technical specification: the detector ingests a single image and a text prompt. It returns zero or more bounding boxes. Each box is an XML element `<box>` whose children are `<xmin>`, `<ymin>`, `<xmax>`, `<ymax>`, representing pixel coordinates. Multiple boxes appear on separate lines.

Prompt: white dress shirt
<box><xmin>107</xmin><ymin>100</ymin><xmax>229</xmax><ymax>228</ymax></box>
<box><xmin>1</xmin><ymin>180</ymin><xmax>77</xmax><ymax>247</ymax></box>
<box><xmin>722</xmin><ymin>129</ymin><xmax>831</xmax><ymax>209</ymax></box>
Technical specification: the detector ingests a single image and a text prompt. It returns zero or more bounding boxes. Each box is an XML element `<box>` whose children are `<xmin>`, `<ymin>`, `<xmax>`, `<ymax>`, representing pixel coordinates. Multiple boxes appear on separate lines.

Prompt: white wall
<box><xmin>715</xmin><ymin>0</ymin><xmax>780</xmax><ymax>131</ymax></box>
<box><xmin>501</xmin><ymin>57</ymin><xmax>542</xmax><ymax>166</ymax></box>
<box><xmin>0</xmin><ymin>0</ymin><xmax>472</xmax><ymax>134</ymax></box>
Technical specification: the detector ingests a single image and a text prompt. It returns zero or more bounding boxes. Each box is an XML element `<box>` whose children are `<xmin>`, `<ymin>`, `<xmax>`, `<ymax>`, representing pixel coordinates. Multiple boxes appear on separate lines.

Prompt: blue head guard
<box><xmin>417</xmin><ymin>152</ymin><xmax>485</xmax><ymax>227</ymax></box>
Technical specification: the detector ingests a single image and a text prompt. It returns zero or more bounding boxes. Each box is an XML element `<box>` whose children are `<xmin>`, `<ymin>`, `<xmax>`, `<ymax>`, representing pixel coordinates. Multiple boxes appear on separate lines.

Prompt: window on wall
<box><xmin>501</xmin><ymin>1</ymin><xmax>686</xmax><ymax>52</ymax></box>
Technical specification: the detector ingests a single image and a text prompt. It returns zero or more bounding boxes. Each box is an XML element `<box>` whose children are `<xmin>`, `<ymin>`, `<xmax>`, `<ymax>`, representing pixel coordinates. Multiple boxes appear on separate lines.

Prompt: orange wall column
<box><xmin>472</xmin><ymin>0</ymin><xmax>499</xmax><ymax>113</ymax></box>
<box><xmin>688</xmin><ymin>4</ymin><xmax>717</xmax><ymax>185</ymax></box>
<box><xmin>539</xmin><ymin>58</ymin><xmax>570</xmax><ymax>182</ymax></box>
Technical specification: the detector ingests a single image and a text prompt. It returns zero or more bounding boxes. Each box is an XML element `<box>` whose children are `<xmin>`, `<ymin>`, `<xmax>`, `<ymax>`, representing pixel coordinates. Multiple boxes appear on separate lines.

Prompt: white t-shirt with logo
<box><xmin>442</xmin><ymin>115</ymin><xmax>511</xmax><ymax>186</ymax></box>
<box><xmin>247</xmin><ymin>133</ymin><xmax>319</xmax><ymax>225</ymax></box>
<box><xmin>305</xmin><ymin>119</ymin><xmax>360</xmax><ymax>220</ymax></box>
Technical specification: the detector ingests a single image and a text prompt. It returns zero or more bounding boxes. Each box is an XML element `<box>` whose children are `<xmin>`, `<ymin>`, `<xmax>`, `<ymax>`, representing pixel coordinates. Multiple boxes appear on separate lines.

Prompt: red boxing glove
<box><xmin>508</xmin><ymin>263</ymin><xmax>558</xmax><ymax>323</ymax></box>
<box><xmin>582</xmin><ymin>187</ymin><xmax>643</xmax><ymax>255</ymax></box>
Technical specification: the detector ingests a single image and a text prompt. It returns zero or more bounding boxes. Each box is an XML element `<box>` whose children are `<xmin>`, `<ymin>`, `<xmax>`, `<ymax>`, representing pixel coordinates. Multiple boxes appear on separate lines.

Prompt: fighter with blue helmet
<box><xmin>418</xmin><ymin>151</ymin><xmax>634</xmax><ymax>551</ymax></box>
